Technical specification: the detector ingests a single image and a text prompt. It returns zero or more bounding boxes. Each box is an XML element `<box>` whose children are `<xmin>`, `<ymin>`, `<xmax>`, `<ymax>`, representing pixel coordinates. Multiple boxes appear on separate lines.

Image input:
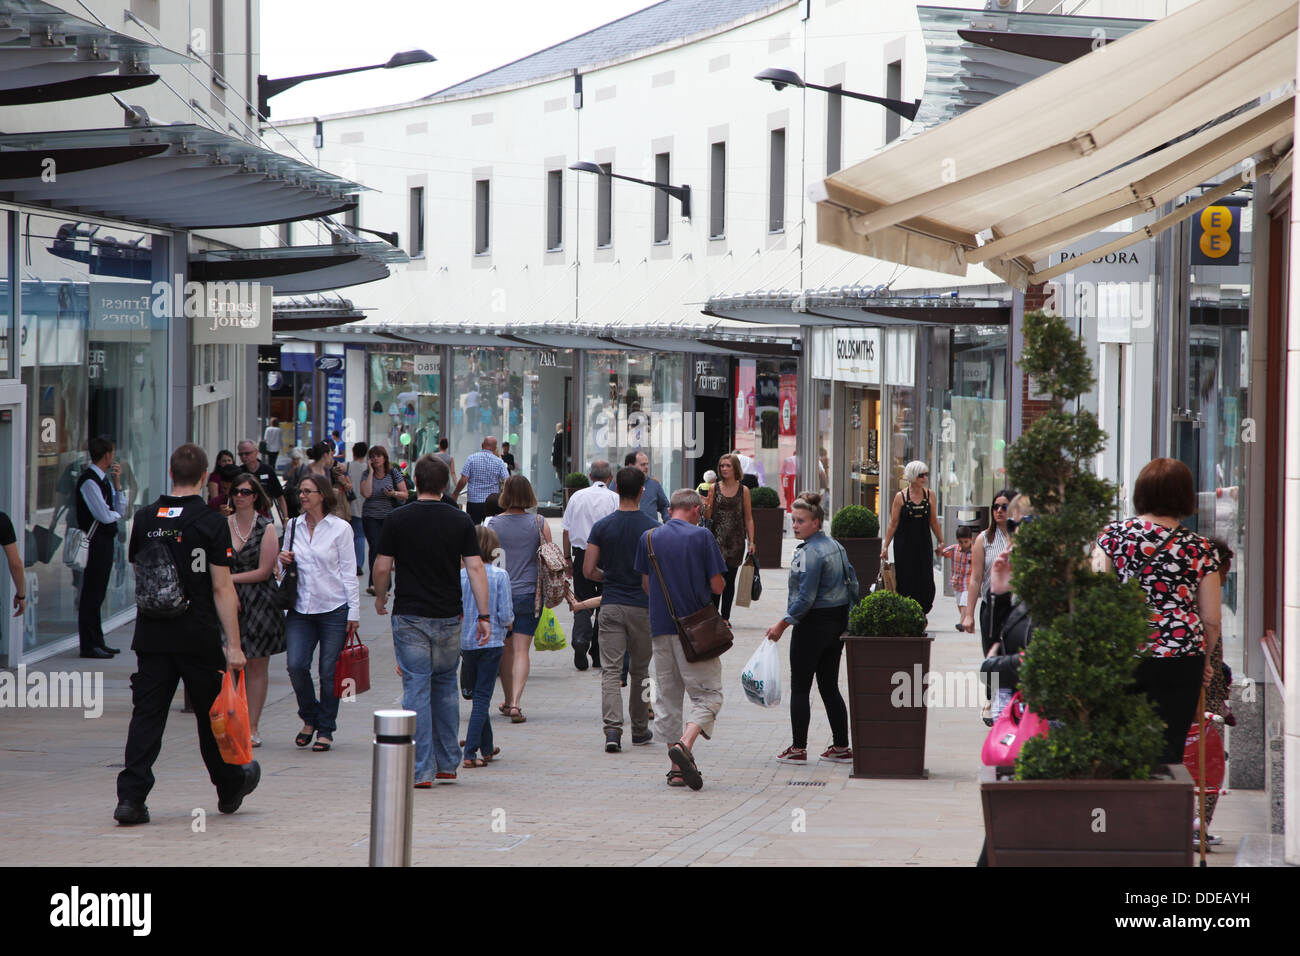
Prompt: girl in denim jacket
<box><xmin>764</xmin><ymin>493</ymin><xmax>859</xmax><ymax>765</ymax></box>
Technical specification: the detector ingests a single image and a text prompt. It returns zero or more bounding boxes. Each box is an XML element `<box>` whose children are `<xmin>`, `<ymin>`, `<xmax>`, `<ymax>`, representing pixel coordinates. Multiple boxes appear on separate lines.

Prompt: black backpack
<box><xmin>134</xmin><ymin>505</ymin><xmax>199</xmax><ymax>619</ymax></box>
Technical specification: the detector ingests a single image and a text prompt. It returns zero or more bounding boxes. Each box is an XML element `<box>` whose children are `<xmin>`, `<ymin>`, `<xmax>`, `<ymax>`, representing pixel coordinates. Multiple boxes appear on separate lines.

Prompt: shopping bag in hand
<box><xmin>333</xmin><ymin>631</ymin><xmax>370</xmax><ymax>698</ymax></box>
<box><xmin>533</xmin><ymin>605</ymin><xmax>568</xmax><ymax>651</ymax></box>
<box><xmin>740</xmin><ymin>638</ymin><xmax>782</xmax><ymax>707</ymax></box>
<box><xmin>209</xmin><ymin>669</ymin><xmax>253</xmax><ymax>765</ymax></box>
<box><xmin>735</xmin><ymin>559</ymin><xmax>755</xmax><ymax>608</ymax></box>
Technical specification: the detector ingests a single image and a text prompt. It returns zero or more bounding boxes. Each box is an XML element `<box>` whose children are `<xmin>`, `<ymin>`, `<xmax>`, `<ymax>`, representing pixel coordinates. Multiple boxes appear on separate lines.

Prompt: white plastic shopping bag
<box><xmin>740</xmin><ymin>638</ymin><xmax>782</xmax><ymax>708</ymax></box>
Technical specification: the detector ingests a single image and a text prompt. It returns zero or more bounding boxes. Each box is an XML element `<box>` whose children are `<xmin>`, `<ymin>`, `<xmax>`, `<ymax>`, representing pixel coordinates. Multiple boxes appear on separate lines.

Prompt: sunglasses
<box><xmin>232</xmin><ymin>488</ymin><xmax>257</xmax><ymax>497</ymax></box>
<box><xmin>992</xmin><ymin>502</ymin><xmax>1009</xmax><ymax>511</ymax></box>
<box><xmin>1006</xmin><ymin>515</ymin><xmax>1035</xmax><ymax>534</ymax></box>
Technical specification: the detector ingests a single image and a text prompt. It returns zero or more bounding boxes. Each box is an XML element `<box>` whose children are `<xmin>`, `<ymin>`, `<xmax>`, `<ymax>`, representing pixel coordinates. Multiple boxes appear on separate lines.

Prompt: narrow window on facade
<box><xmin>210</xmin><ymin>0</ymin><xmax>225</xmax><ymax>86</ymax></box>
<box><xmin>826</xmin><ymin>85</ymin><xmax>843</xmax><ymax>174</ymax></box>
<box><xmin>709</xmin><ymin>142</ymin><xmax>726</xmax><ymax>239</ymax></box>
<box><xmin>409</xmin><ymin>186</ymin><xmax>425</xmax><ymax>256</ymax></box>
<box><xmin>885</xmin><ymin>60</ymin><xmax>903</xmax><ymax>144</ymax></box>
<box><xmin>596</xmin><ymin>163</ymin><xmax>613</xmax><ymax>248</ymax></box>
<box><xmin>474</xmin><ymin>179</ymin><xmax>491</xmax><ymax>254</ymax></box>
<box><xmin>278</xmin><ymin>221</ymin><xmax>293</xmax><ymax>246</ymax></box>
<box><xmin>653</xmin><ymin>152</ymin><xmax>670</xmax><ymax>243</ymax></box>
<box><xmin>769</xmin><ymin>129</ymin><xmax>786</xmax><ymax>233</ymax></box>
<box><xmin>546</xmin><ymin>170</ymin><xmax>563</xmax><ymax>250</ymax></box>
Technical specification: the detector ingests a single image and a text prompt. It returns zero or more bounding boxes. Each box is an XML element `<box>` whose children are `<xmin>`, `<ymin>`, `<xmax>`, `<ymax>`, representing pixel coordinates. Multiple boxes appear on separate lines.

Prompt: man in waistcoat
<box><xmin>77</xmin><ymin>436</ymin><xmax>128</xmax><ymax>659</ymax></box>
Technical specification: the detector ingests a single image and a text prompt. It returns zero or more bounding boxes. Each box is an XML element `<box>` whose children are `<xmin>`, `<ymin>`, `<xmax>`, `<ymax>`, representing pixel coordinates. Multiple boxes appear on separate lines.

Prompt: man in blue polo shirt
<box><xmin>453</xmin><ymin>435</ymin><xmax>509</xmax><ymax>525</ymax></box>
<box><xmin>634</xmin><ymin>489</ymin><xmax>726</xmax><ymax>791</ymax></box>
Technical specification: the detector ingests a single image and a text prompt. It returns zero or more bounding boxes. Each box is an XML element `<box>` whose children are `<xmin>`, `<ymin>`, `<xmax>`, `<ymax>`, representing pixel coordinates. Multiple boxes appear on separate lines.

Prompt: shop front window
<box><xmin>19</xmin><ymin>215</ymin><xmax>169</xmax><ymax>653</ymax></box>
<box><xmin>733</xmin><ymin>358</ymin><xmax>798</xmax><ymax>504</ymax></box>
<box><xmin>368</xmin><ymin>351</ymin><xmax>440</xmax><ymax>464</ymax></box>
<box><xmin>582</xmin><ymin>351</ymin><xmax>682</xmax><ymax>490</ymax></box>
<box><xmin>814</xmin><ymin>379</ymin><xmax>833</xmax><ymax>503</ymax></box>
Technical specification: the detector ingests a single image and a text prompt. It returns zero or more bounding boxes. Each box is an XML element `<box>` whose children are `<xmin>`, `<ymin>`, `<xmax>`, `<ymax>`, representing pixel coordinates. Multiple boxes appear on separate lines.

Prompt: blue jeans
<box><xmin>285</xmin><ymin>605</ymin><xmax>349</xmax><ymax>737</ymax></box>
<box><xmin>392</xmin><ymin>614</ymin><xmax>462</xmax><ymax>781</ymax></box>
<box><xmin>461</xmin><ymin>646</ymin><xmax>504</xmax><ymax>760</ymax></box>
<box><xmin>351</xmin><ymin>516</ymin><xmax>366</xmax><ymax>570</ymax></box>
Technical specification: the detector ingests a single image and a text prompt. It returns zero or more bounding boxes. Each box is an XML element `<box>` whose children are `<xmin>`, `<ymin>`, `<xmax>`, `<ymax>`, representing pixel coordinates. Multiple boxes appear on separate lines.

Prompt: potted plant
<box><xmin>980</xmin><ymin>309</ymin><xmax>1192</xmax><ymax>866</ymax></box>
<box><xmin>748</xmin><ymin>485</ymin><xmax>784</xmax><ymax>568</ymax></box>
<box><xmin>831</xmin><ymin>504</ymin><xmax>881</xmax><ymax>598</ymax></box>
<box><xmin>843</xmin><ymin>590</ymin><xmax>932</xmax><ymax>779</ymax></box>
<box><xmin>563</xmin><ymin>471</ymin><xmax>589</xmax><ymax>510</ymax></box>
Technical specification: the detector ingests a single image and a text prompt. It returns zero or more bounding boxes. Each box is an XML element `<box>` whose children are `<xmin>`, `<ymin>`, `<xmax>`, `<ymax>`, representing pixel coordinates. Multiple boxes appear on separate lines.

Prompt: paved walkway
<box><xmin>0</xmin><ymin>521</ymin><xmax>1266</xmax><ymax>865</ymax></box>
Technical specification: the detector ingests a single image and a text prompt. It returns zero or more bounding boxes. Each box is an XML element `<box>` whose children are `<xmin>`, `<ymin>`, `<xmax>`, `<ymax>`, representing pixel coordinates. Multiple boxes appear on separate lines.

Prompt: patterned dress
<box><xmin>231</xmin><ymin>516</ymin><xmax>286</xmax><ymax>658</ymax></box>
<box><xmin>710</xmin><ymin>483</ymin><xmax>747</xmax><ymax>567</ymax></box>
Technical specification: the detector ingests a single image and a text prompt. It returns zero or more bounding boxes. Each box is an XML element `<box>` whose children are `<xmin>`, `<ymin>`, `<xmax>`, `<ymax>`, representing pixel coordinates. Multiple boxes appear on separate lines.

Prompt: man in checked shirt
<box><xmin>940</xmin><ymin>525</ymin><xmax>975</xmax><ymax>632</ymax></box>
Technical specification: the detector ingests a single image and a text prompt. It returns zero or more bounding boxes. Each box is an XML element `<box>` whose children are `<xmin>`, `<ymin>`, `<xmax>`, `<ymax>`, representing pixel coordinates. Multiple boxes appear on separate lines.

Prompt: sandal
<box><xmin>295</xmin><ymin>728</ymin><xmax>314</xmax><ymax>748</ymax></box>
<box><xmin>312</xmin><ymin>736</ymin><xmax>332</xmax><ymax>752</ymax></box>
<box><xmin>666</xmin><ymin>769</ymin><xmax>687</xmax><ymax>787</ymax></box>
<box><xmin>498</xmin><ymin>703</ymin><xmax>510</xmax><ymax>716</ymax></box>
<box><xmin>667</xmin><ymin>741</ymin><xmax>702</xmax><ymax>791</ymax></box>
<box><xmin>482</xmin><ymin>747</ymin><xmax>501</xmax><ymax>762</ymax></box>
<box><xmin>508</xmin><ymin>706</ymin><xmax>526</xmax><ymax>724</ymax></box>
<box><xmin>463</xmin><ymin>757</ymin><xmax>488</xmax><ymax>768</ymax></box>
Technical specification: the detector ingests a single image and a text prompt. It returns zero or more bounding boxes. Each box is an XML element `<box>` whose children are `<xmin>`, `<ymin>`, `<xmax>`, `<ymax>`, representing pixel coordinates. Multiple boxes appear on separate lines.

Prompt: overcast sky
<box><xmin>260</xmin><ymin>0</ymin><xmax>661</xmax><ymax>120</ymax></box>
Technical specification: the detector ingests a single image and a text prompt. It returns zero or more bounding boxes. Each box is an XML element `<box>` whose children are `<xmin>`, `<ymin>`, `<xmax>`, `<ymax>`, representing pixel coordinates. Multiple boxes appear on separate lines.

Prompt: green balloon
<box><xmin>399</xmin><ymin>432</ymin><xmax>412</xmax><ymax>446</ymax></box>
<box><xmin>994</xmin><ymin>438</ymin><xmax>1006</xmax><ymax>451</ymax></box>
<box><xmin>509</xmin><ymin>433</ymin><xmax>519</xmax><ymax>445</ymax></box>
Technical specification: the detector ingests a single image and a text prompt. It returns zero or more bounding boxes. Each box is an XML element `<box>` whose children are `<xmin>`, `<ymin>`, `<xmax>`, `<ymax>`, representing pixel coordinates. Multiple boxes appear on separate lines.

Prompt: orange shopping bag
<box><xmin>209</xmin><ymin>669</ymin><xmax>253</xmax><ymax>765</ymax></box>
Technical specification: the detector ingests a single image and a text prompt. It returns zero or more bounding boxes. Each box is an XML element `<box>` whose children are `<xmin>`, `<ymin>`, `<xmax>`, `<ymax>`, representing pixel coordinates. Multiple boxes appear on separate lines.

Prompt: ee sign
<box><xmin>1191</xmin><ymin>202</ymin><xmax>1242</xmax><ymax>266</ymax></box>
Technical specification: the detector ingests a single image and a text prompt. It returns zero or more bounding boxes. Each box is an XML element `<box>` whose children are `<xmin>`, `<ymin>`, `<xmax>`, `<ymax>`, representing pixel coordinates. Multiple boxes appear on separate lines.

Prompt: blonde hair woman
<box><xmin>879</xmin><ymin>460</ymin><xmax>944</xmax><ymax>615</ymax></box>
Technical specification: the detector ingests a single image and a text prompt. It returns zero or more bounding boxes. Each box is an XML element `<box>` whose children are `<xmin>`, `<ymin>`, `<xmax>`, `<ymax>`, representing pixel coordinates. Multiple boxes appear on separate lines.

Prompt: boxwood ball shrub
<box><xmin>1008</xmin><ymin>310</ymin><xmax>1162</xmax><ymax>781</ymax></box>
<box><xmin>848</xmin><ymin>590</ymin><xmax>927</xmax><ymax>637</ymax></box>
<box><xmin>830</xmin><ymin>504</ymin><xmax>880</xmax><ymax>539</ymax></box>
<box><xmin>749</xmin><ymin>485</ymin><xmax>780</xmax><ymax>509</ymax></box>
<box><xmin>564</xmin><ymin>472</ymin><xmax>590</xmax><ymax>489</ymax></box>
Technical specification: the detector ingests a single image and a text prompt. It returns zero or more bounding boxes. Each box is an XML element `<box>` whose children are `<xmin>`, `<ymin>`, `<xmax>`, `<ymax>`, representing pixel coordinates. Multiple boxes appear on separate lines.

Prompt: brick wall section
<box><xmin>1020</xmin><ymin>282</ymin><xmax>1055</xmax><ymax>431</ymax></box>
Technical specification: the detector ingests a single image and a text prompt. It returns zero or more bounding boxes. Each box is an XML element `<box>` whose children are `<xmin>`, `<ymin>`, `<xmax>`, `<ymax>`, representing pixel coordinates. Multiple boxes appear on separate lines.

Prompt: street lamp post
<box><xmin>754</xmin><ymin>67</ymin><xmax>920</xmax><ymax>121</ymax></box>
<box><xmin>258</xmin><ymin>50</ymin><xmax>436</xmax><ymax>120</ymax></box>
<box><xmin>568</xmin><ymin>161</ymin><xmax>692</xmax><ymax>220</ymax></box>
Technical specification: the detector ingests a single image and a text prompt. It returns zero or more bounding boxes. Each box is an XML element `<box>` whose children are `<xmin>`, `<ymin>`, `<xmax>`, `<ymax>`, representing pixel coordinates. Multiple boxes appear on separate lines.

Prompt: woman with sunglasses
<box><xmin>280</xmin><ymin>474</ymin><xmax>361</xmax><ymax>752</ymax></box>
<box><xmin>226</xmin><ymin>473</ymin><xmax>284</xmax><ymax>747</ymax></box>
<box><xmin>961</xmin><ymin>487</ymin><xmax>1018</xmax><ymax>653</ymax></box>
<box><xmin>880</xmin><ymin>460</ymin><xmax>944</xmax><ymax>616</ymax></box>
<box><xmin>206</xmin><ymin>450</ymin><xmax>236</xmax><ymax>503</ymax></box>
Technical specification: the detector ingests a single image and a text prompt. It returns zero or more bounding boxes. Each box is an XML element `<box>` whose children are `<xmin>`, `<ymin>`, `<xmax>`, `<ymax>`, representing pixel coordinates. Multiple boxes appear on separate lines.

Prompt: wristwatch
<box><xmin>477</xmin><ymin>614</ymin><xmax>491</xmax><ymax>621</ymax></box>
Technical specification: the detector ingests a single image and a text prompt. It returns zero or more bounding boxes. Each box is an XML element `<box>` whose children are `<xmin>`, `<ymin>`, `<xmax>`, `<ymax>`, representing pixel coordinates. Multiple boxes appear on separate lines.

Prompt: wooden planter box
<box><xmin>980</xmin><ymin>763</ymin><xmax>1195</xmax><ymax>866</ymax></box>
<box><xmin>843</xmin><ymin>633</ymin><xmax>934</xmax><ymax>778</ymax></box>
<box><xmin>837</xmin><ymin>536</ymin><xmax>882</xmax><ymax>598</ymax></box>
<box><xmin>752</xmin><ymin>507</ymin><xmax>784</xmax><ymax>568</ymax></box>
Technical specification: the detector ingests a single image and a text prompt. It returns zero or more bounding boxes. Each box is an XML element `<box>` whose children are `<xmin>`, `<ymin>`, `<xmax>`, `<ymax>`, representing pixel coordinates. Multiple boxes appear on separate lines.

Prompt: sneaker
<box><xmin>113</xmin><ymin>800</ymin><xmax>150</xmax><ymax>826</ymax></box>
<box><xmin>632</xmin><ymin>730</ymin><xmax>653</xmax><ymax>746</ymax></box>
<box><xmin>414</xmin><ymin>780</ymin><xmax>433</xmax><ymax>789</ymax></box>
<box><xmin>819</xmin><ymin>746</ymin><xmax>853</xmax><ymax>764</ymax></box>
<box><xmin>434</xmin><ymin>771</ymin><xmax>457</xmax><ymax>784</ymax></box>
<box><xmin>605</xmin><ymin>730</ymin><xmax>621</xmax><ymax>753</ymax></box>
<box><xmin>776</xmin><ymin>746</ymin><xmax>807</xmax><ymax>764</ymax></box>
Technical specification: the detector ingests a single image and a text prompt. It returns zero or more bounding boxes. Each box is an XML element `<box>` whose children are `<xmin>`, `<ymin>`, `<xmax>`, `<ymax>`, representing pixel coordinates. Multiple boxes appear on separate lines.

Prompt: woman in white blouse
<box><xmin>279</xmin><ymin>473</ymin><xmax>361</xmax><ymax>752</ymax></box>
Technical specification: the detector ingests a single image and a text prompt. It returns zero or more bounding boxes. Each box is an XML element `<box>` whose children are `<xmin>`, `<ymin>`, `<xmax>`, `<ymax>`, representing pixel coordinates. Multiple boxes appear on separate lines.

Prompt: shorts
<box><xmin>511</xmin><ymin>595</ymin><xmax>539</xmax><ymax>637</ymax></box>
<box><xmin>957</xmin><ymin>589</ymin><xmax>969</xmax><ymax>608</ymax></box>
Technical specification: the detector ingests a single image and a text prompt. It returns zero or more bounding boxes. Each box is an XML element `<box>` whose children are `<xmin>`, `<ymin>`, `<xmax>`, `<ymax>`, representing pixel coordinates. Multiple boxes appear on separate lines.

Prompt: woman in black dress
<box><xmin>227</xmin><ymin>473</ymin><xmax>285</xmax><ymax>749</ymax></box>
<box><xmin>879</xmin><ymin>460</ymin><xmax>944</xmax><ymax>615</ymax></box>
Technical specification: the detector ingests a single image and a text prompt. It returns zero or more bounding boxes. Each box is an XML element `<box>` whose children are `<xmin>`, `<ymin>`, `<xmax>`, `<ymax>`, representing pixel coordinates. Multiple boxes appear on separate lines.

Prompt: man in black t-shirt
<box><xmin>114</xmin><ymin>443</ymin><xmax>259</xmax><ymax>826</ymax></box>
<box><xmin>374</xmin><ymin>454</ymin><xmax>489</xmax><ymax>785</ymax></box>
<box><xmin>1</xmin><ymin>510</ymin><xmax>24</xmax><ymax>619</ymax></box>
<box><xmin>237</xmin><ymin>439</ymin><xmax>286</xmax><ymax>523</ymax></box>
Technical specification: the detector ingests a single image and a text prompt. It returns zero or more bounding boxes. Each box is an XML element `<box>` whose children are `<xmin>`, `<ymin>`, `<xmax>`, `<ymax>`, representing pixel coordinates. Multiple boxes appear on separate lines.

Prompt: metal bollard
<box><xmin>369</xmin><ymin>709</ymin><xmax>416</xmax><ymax>867</ymax></box>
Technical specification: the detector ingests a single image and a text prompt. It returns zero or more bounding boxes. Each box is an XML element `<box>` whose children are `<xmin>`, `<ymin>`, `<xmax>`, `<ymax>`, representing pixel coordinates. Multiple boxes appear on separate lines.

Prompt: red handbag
<box><xmin>333</xmin><ymin>632</ymin><xmax>371</xmax><ymax>698</ymax></box>
<box><xmin>981</xmin><ymin>691</ymin><xmax>1049</xmax><ymax>766</ymax></box>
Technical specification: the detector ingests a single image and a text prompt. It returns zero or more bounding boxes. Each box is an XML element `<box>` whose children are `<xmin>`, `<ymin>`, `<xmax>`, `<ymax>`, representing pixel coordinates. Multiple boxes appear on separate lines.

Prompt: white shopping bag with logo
<box><xmin>740</xmin><ymin>638</ymin><xmax>782</xmax><ymax>708</ymax></box>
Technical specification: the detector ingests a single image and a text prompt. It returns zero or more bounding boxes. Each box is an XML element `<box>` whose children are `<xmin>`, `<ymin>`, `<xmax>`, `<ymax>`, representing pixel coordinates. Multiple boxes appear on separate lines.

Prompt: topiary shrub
<box><xmin>848</xmin><ymin>590</ymin><xmax>927</xmax><ymax>637</ymax></box>
<box><xmin>830</xmin><ymin>504</ymin><xmax>880</xmax><ymax>539</ymax></box>
<box><xmin>1008</xmin><ymin>310</ymin><xmax>1162</xmax><ymax>781</ymax></box>
<box><xmin>749</xmin><ymin>485</ymin><xmax>780</xmax><ymax>509</ymax></box>
<box><xmin>564</xmin><ymin>472</ymin><xmax>590</xmax><ymax>489</ymax></box>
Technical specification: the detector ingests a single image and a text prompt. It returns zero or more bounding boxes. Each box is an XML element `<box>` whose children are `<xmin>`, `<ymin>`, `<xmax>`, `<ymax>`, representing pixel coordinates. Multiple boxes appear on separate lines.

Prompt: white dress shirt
<box><xmin>286</xmin><ymin>513</ymin><xmax>360</xmax><ymax>621</ymax></box>
<box><xmin>561</xmin><ymin>481</ymin><xmax>619</xmax><ymax>549</ymax></box>
<box><xmin>80</xmin><ymin>463</ymin><xmax>127</xmax><ymax>524</ymax></box>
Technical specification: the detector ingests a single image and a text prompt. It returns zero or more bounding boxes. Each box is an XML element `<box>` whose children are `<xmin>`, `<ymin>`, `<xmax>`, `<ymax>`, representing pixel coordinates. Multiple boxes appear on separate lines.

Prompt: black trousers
<box><xmin>711</xmin><ymin>565</ymin><xmax>740</xmax><ymax>620</ymax></box>
<box><xmin>978</xmin><ymin>598</ymin><xmax>994</xmax><ymax>655</ymax></box>
<box><xmin>117</xmin><ymin>649</ymin><xmax>246</xmax><ymax>804</ymax></box>
<box><xmin>570</xmin><ymin>546</ymin><xmax>601</xmax><ymax>663</ymax></box>
<box><xmin>1134</xmin><ymin>654</ymin><xmax>1205</xmax><ymax>765</ymax></box>
<box><xmin>467</xmin><ymin>500</ymin><xmax>486</xmax><ymax>525</ymax></box>
<box><xmin>789</xmin><ymin>605</ymin><xmax>850</xmax><ymax>749</ymax></box>
<box><xmin>78</xmin><ymin>531</ymin><xmax>116</xmax><ymax>653</ymax></box>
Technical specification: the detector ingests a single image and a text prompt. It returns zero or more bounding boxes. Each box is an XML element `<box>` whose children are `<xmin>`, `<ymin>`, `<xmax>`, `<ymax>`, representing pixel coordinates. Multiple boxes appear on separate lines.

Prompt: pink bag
<box><xmin>981</xmin><ymin>691</ymin><xmax>1049</xmax><ymax>766</ymax></box>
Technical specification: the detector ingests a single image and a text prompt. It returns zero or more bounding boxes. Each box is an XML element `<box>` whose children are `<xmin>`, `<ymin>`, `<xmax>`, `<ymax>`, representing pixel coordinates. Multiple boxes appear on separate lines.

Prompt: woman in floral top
<box><xmin>1093</xmin><ymin>458</ymin><xmax>1221</xmax><ymax>765</ymax></box>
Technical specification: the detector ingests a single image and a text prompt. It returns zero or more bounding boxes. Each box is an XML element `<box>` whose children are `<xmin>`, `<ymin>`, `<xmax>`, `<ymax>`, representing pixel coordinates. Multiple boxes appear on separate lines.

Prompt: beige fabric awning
<box><xmin>816</xmin><ymin>0</ymin><xmax>1297</xmax><ymax>290</ymax></box>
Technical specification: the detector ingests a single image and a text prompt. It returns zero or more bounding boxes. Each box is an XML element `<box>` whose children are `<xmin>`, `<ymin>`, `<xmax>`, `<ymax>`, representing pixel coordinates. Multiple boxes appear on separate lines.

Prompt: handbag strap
<box><xmin>645</xmin><ymin>529</ymin><xmax>680</xmax><ymax>621</ymax></box>
<box><xmin>1118</xmin><ymin>522</ymin><xmax>1182</xmax><ymax>583</ymax></box>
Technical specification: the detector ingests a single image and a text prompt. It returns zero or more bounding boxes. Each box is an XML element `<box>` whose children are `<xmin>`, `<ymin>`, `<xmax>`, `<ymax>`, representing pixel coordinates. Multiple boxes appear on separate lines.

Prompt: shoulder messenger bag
<box><xmin>646</xmin><ymin>528</ymin><xmax>733</xmax><ymax>663</ymax></box>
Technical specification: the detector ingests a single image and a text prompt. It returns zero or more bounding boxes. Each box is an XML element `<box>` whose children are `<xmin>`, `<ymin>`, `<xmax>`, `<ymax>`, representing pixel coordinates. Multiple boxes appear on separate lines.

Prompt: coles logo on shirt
<box><xmin>155</xmin><ymin>506</ymin><xmax>184</xmax><ymax>518</ymax></box>
<box><xmin>226</xmin><ymin>548</ymin><xmax>233</xmax><ymax>558</ymax></box>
